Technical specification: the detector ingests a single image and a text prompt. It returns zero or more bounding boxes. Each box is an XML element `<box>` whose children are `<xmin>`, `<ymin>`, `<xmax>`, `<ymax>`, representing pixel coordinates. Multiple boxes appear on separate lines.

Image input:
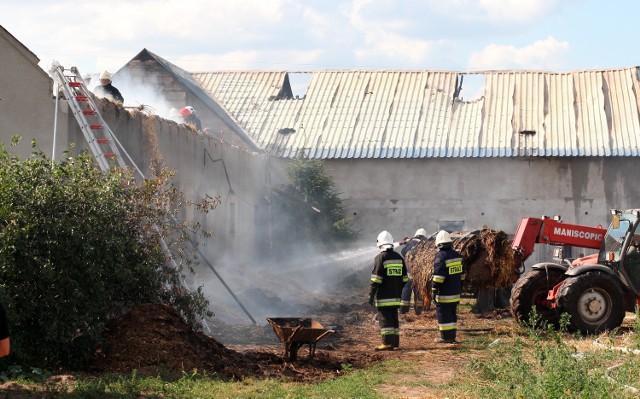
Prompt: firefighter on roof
<box><xmin>431</xmin><ymin>230</ymin><xmax>465</xmax><ymax>343</ymax></box>
<box><xmin>94</xmin><ymin>70</ymin><xmax>124</xmax><ymax>104</ymax></box>
<box><xmin>368</xmin><ymin>230</ymin><xmax>408</xmax><ymax>351</ymax></box>
<box><xmin>179</xmin><ymin>106</ymin><xmax>203</xmax><ymax>131</ymax></box>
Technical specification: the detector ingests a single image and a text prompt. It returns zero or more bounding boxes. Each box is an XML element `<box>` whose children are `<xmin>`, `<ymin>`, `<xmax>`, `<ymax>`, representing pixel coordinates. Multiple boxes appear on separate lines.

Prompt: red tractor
<box><xmin>510</xmin><ymin>209</ymin><xmax>640</xmax><ymax>334</ymax></box>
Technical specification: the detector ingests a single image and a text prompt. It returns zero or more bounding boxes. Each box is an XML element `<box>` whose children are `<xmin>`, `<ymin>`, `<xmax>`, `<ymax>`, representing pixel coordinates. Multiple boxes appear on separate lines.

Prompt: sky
<box><xmin>2</xmin><ymin>0</ymin><xmax>639</xmax><ymax>78</ymax></box>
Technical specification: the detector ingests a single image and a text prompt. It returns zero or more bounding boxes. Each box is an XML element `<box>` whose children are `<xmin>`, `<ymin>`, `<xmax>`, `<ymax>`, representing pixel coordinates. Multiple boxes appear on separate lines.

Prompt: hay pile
<box><xmin>406</xmin><ymin>228</ymin><xmax>517</xmax><ymax>307</ymax></box>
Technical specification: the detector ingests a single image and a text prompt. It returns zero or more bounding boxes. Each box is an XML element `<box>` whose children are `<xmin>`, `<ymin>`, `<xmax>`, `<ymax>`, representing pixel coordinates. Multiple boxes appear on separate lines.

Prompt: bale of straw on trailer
<box><xmin>406</xmin><ymin>227</ymin><xmax>518</xmax><ymax>309</ymax></box>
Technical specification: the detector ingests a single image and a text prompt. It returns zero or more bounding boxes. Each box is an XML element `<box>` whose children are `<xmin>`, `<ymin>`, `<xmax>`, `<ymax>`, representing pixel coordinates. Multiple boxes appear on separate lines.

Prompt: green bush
<box><xmin>0</xmin><ymin>139</ymin><xmax>214</xmax><ymax>369</ymax></box>
<box><xmin>270</xmin><ymin>156</ymin><xmax>357</xmax><ymax>255</ymax></box>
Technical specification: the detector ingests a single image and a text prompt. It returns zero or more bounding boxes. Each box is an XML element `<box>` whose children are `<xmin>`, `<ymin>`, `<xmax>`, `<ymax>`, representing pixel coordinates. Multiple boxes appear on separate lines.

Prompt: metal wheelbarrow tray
<box><xmin>266</xmin><ymin>317</ymin><xmax>335</xmax><ymax>361</ymax></box>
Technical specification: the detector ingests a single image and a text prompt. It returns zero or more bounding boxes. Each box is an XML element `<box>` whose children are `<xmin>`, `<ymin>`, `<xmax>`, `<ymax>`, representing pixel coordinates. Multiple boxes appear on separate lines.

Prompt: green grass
<box><xmin>10</xmin><ymin>312</ymin><xmax>640</xmax><ymax>398</ymax></box>
<box><xmin>27</xmin><ymin>362</ymin><xmax>391</xmax><ymax>398</ymax></box>
<box><xmin>445</xmin><ymin>316</ymin><xmax>640</xmax><ymax>399</ymax></box>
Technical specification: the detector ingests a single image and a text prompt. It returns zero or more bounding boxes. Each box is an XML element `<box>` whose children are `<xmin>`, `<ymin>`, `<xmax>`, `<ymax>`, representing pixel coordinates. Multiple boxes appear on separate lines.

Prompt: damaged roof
<box><xmin>124</xmin><ymin>49</ymin><xmax>262</xmax><ymax>151</ymax></box>
<box><xmin>192</xmin><ymin>67</ymin><xmax>640</xmax><ymax>159</ymax></box>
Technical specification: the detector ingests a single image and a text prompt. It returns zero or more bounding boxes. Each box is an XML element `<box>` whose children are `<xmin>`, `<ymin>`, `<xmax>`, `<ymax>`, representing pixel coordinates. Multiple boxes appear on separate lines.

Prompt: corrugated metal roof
<box><xmin>192</xmin><ymin>67</ymin><xmax>640</xmax><ymax>159</ymax></box>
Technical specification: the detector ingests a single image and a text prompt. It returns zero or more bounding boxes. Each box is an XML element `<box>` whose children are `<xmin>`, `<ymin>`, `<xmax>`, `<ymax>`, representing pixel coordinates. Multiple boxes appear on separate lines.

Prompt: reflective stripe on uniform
<box><xmin>446</xmin><ymin>258</ymin><xmax>463</xmax><ymax>274</ymax></box>
<box><xmin>433</xmin><ymin>274</ymin><xmax>445</xmax><ymax>283</ymax></box>
<box><xmin>383</xmin><ymin>261</ymin><xmax>403</xmax><ymax>277</ymax></box>
<box><xmin>371</xmin><ymin>274</ymin><xmax>383</xmax><ymax>284</ymax></box>
<box><xmin>439</xmin><ymin>322</ymin><xmax>456</xmax><ymax>331</ymax></box>
<box><xmin>400</xmin><ymin>300</ymin><xmax>410</xmax><ymax>306</ymax></box>
<box><xmin>384</xmin><ymin>260</ymin><xmax>402</xmax><ymax>266</ymax></box>
<box><xmin>381</xmin><ymin>327</ymin><xmax>395</xmax><ymax>335</ymax></box>
<box><xmin>376</xmin><ymin>298</ymin><xmax>401</xmax><ymax>307</ymax></box>
<box><xmin>435</xmin><ymin>294</ymin><xmax>460</xmax><ymax>303</ymax></box>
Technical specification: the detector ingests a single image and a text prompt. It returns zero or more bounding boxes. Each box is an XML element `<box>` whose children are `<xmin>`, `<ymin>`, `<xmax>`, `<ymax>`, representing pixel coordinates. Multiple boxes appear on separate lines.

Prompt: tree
<box><xmin>270</xmin><ymin>156</ymin><xmax>357</xmax><ymax>255</ymax></box>
<box><xmin>0</xmin><ymin>138</ymin><xmax>217</xmax><ymax>369</ymax></box>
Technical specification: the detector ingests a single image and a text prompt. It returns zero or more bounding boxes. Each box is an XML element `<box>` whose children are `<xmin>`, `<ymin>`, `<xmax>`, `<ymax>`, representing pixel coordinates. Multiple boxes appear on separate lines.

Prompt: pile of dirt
<box><xmin>407</xmin><ymin>227</ymin><xmax>519</xmax><ymax>306</ymax></box>
<box><xmin>89</xmin><ymin>303</ymin><xmax>357</xmax><ymax>381</ymax></box>
<box><xmin>90</xmin><ymin>303</ymin><xmax>250</xmax><ymax>378</ymax></box>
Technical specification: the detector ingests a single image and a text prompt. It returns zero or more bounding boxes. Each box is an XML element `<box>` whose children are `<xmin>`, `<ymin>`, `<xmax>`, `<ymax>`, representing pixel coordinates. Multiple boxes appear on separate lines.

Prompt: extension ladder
<box><xmin>49</xmin><ymin>64</ymin><xmax>254</xmax><ymax>327</ymax></box>
<box><xmin>49</xmin><ymin>63</ymin><xmax>126</xmax><ymax>172</ymax></box>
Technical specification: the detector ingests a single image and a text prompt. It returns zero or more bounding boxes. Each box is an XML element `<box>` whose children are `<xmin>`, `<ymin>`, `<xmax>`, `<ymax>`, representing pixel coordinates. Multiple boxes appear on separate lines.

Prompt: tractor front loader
<box><xmin>510</xmin><ymin>210</ymin><xmax>640</xmax><ymax>334</ymax></box>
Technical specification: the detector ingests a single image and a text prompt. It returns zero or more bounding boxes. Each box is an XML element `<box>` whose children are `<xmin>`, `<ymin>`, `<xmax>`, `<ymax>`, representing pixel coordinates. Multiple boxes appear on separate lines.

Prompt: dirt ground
<box><xmin>90</xmin><ymin>299</ymin><xmax>514</xmax><ymax>398</ymax></box>
<box><xmin>0</xmin><ymin>300</ymin><xmax>515</xmax><ymax>398</ymax></box>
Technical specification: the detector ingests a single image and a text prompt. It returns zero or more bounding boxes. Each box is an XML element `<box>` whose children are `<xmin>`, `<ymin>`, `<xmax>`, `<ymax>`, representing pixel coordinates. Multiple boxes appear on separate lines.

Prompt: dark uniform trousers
<box><xmin>400</xmin><ymin>279</ymin><xmax>423</xmax><ymax>314</ymax></box>
<box><xmin>377</xmin><ymin>306</ymin><xmax>400</xmax><ymax>347</ymax></box>
<box><xmin>432</xmin><ymin>245</ymin><xmax>464</xmax><ymax>342</ymax></box>
<box><xmin>435</xmin><ymin>302</ymin><xmax>458</xmax><ymax>341</ymax></box>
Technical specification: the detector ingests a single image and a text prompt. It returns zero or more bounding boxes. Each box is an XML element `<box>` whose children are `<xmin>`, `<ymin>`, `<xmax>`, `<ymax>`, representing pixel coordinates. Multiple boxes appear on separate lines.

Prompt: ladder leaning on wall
<box><xmin>49</xmin><ymin>62</ymin><xmax>129</xmax><ymax>173</ymax></box>
<box><xmin>48</xmin><ymin>63</ymin><xmax>257</xmax><ymax>326</ymax></box>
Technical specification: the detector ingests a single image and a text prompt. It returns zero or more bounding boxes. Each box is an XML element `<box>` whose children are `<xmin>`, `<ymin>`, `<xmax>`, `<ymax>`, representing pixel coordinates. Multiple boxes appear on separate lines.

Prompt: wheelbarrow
<box><xmin>266</xmin><ymin>317</ymin><xmax>335</xmax><ymax>361</ymax></box>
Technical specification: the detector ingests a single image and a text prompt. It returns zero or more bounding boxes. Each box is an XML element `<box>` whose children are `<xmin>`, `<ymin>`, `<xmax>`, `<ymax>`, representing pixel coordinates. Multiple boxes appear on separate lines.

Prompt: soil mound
<box><xmin>91</xmin><ymin>303</ymin><xmax>251</xmax><ymax>378</ymax></box>
<box><xmin>89</xmin><ymin>303</ymin><xmax>351</xmax><ymax>381</ymax></box>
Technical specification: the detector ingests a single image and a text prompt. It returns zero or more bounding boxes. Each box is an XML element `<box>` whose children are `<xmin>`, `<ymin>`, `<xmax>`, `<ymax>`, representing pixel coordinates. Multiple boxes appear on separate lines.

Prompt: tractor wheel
<box><xmin>510</xmin><ymin>268</ymin><xmax>564</xmax><ymax>327</ymax></box>
<box><xmin>556</xmin><ymin>271</ymin><xmax>625</xmax><ymax>334</ymax></box>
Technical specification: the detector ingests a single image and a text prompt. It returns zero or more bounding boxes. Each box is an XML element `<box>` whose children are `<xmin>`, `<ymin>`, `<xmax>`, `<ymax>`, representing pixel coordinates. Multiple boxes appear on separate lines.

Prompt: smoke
<box><xmin>188</xmin><ymin>243</ymin><xmax>379</xmax><ymax>327</ymax></box>
<box><xmin>95</xmin><ymin>67</ymin><xmax>380</xmax><ymax>328</ymax></box>
<box><xmin>106</xmin><ymin>69</ymin><xmax>182</xmax><ymax>123</ymax></box>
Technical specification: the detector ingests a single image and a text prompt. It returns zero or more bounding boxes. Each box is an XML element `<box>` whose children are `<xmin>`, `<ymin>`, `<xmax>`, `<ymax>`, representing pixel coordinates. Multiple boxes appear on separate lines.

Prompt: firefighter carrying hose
<box><xmin>431</xmin><ymin>230</ymin><xmax>465</xmax><ymax>343</ymax></box>
<box><xmin>399</xmin><ymin>228</ymin><xmax>427</xmax><ymax>315</ymax></box>
<box><xmin>368</xmin><ymin>231</ymin><xmax>408</xmax><ymax>351</ymax></box>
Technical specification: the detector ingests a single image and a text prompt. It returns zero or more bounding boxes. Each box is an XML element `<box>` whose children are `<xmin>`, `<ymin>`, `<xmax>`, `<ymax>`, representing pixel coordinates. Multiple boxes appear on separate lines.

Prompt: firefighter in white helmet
<box><xmin>431</xmin><ymin>230</ymin><xmax>465</xmax><ymax>343</ymax></box>
<box><xmin>93</xmin><ymin>70</ymin><xmax>124</xmax><ymax>104</ymax></box>
<box><xmin>399</xmin><ymin>228</ymin><xmax>428</xmax><ymax>315</ymax></box>
<box><xmin>368</xmin><ymin>230</ymin><xmax>408</xmax><ymax>351</ymax></box>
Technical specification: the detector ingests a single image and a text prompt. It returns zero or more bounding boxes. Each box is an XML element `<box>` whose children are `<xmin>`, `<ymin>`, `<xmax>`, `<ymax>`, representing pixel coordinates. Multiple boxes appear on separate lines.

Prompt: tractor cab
<box><xmin>599</xmin><ymin>209</ymin><xmax>640</xmax><ymax>295</ymax></box>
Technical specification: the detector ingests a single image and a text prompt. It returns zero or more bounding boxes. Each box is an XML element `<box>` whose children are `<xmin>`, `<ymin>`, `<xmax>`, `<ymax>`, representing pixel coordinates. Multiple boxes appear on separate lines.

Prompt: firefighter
<box><xmin>93</xmin><ymin>71</ymin><xmax>124</xmax><ymax>104</ymax></box>
<box><xmin>369</xmin><ymin>230</ymin><xmax>408</xmax><ymax>351</ymax></box>
<box><xmin>431</xmin><ymin>230</ymin><xmax>464</xmax><ymax>343</ymax></box>
<box><xmin>399</xmin><ymin>228</ymin><xmax>427</xmax><ymax>315</ymax></box>
<box><xmin>0</xmin><ymin>302</ymin><xmax>9</xmax><ymax>357</ymax></box>
<box><xmin>179</xmin><ymin>106</ymin><xmax>203</xmax><ymax>131</ymax></box>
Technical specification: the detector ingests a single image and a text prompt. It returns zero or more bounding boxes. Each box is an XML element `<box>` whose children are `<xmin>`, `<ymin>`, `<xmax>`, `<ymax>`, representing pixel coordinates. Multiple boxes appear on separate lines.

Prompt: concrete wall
<box><xmin>57</xmin><ymin>99</ymin><xmax>278</xmax><ymax>264</ymax></box>
<box><xmin>314</xmin><ymin>157</ymin><xmax>640</xmax><ymax>265</ymax></box>
<box><xmin>0</xmin><ymin>29</ymin><xmax>63</xmax><ymax>158</ymax></box>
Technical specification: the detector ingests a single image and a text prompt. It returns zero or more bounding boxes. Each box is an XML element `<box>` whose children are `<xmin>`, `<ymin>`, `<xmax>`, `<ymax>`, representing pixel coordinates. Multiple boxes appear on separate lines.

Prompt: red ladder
<box><xmin>49</xmin><ymin>63</ymin><xmax>127</xmax><ymax>172</ymax></box>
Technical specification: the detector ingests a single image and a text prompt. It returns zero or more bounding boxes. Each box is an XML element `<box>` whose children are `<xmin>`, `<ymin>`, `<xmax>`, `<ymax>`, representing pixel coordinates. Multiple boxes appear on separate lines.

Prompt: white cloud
<box><xmin>468</xmin><ymin>36</ymin><xmax>570</xmax><ymax>70</ymax></box>
<box><xmin>0</xmin><ymin>0</ymin><xmax>622</xmax><ymax>74</ymax></box>
<box><xmin>354</xmin><ymin>31</ymin><xmax>450</xmax><ymax>67</ymax></box>
<box><xmin>428</xmin><ymin>0</ymin><xmax>564</xmax><ymax>24</ymax></box>
<box><xmin>173</xmin><ymin>49</ymin><xmax>325</xmax><ymax>71</ymax></box>
<box><xmin>344</xmin><ymin>0</ymin><xmax>453</xmax><ymax>67</ymax></box>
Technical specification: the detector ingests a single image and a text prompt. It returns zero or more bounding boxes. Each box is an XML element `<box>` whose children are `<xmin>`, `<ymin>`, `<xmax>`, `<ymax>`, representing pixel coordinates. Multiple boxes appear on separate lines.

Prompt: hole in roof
<box><xmin>457</xmin><ymin>74</ymin><xmax>486</xmax><ymax>102</ymax></box>
<box><xmin>288</xmin><ymin>72</ymin><xmax>312</xmax><ymax>99</ymax></box>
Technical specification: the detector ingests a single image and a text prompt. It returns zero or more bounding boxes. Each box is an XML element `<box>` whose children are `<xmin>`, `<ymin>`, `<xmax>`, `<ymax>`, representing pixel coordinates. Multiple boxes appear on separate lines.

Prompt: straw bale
<box><xmin>405</xmin><ymin>227</ymin><xmax>518</xmax><ymax>309</ymax></box>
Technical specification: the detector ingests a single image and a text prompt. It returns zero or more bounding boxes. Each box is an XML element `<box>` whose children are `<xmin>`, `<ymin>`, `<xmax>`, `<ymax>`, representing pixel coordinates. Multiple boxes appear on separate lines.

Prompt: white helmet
<box><xmin>99</xmin><ymin>70</ymin><xmax>112</xmax><ymax>81</ymax></box>
<box><xmin>415</xmin><ymin>228</ymin><xmax>427</xmax><ymax>237</ymax></box>
<box><xmin>376</xmin><ymin>230</ymin><xmax>394</xmax><ymax>249</ymax></box>
<box><xmin>435</xmin><ymin>230</ymin><xmax>452</xmax><ymax>247</ymax></box>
